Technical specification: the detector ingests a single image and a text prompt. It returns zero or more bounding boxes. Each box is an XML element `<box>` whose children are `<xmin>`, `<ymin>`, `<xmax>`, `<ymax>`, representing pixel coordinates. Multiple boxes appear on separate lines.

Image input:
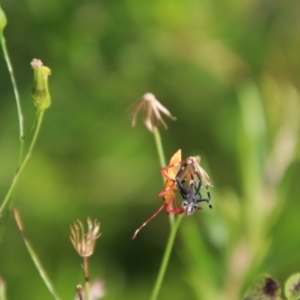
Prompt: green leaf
<box><xmin>285</xmin><ymin>273</ymin><xmax>300</xmax><ymax>300</ymax></box>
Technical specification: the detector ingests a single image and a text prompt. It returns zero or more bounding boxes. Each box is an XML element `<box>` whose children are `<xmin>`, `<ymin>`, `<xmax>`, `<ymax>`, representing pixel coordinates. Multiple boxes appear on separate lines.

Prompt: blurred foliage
<box><xmin>285</xmin><ymin>273</ymin><xmax>300</xmax><ymax>300</ymax></box>
<box><xmin>243</xmin><ymin>275</ymin><xmax>281</xmax><ymax>300</ymax></box>
<box><xmin>0</xmin><ymin>0</ymin><xmax>300</xmax><ymax>299</ymax></box>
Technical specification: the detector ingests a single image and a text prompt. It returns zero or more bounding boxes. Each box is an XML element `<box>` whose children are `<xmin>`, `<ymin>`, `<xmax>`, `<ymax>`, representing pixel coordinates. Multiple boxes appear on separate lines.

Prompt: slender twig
<box><xmin>150</xmin><ymin>214</ymin><xmax>184</xmax><ymax>300</ymax></box>
<box><xmin>83</xmin><ymin>257</ymin><xmax>90</xmax><ymax>300</ymax></box>
<box><xmin>76</xmin><ymin>285</ymin><xmax>84</xmax><ymax>300</ymax></box>
<box><xmin>13</xmin><ymin>208</ymin><xmax>61</xmax><ymax>300</ymax></box>
<box><xmin>0</xmin><ymin>111</ymin><xmax>45</xmax><ymax>214</ymax></box>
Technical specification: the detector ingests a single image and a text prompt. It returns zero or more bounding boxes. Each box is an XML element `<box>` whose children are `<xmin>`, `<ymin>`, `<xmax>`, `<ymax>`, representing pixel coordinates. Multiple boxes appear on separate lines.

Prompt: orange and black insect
<box><xmin>132</xmin><ymin>150</ymin><xmax>184</xmax><ymax>240</ymax></box>
<box><xmin>160</xmin><ymin>155</ymin><xmax>213</xmax><ymax>215</ymax></box>
<box><xmin>132</xmin><ymin>151</ymin><xmax>213</xmax><ymax>239</ymax></box>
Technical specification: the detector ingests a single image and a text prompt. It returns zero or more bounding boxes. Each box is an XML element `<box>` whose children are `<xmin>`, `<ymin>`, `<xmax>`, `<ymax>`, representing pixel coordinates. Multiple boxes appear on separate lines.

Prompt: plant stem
<box><xmin>153</xmin><ymin>127</ymin><xmax>166</xmax><ymax>169</ymax></box>
<box><xmin>153</xmin><ymin>126</ymin><xmax>174</xmax><ymax>226</ymax></box>
<box><xmin>0</xmin><ymin>111</ymin><xmax>45</xmax><ymax>214</ymax></box>
<box><xmin>83</xmin><ymin>257</ymin><xmax>90</xmax><ymax>300</ymax></box>
<box><xmin>0</xmin><ymin>34</ymin><xmax>24</xmax><ymax>138</ymax></box>
<box><xmin>1</xmin><ymin>30</ymin><xmax>25</xmax><ymax>208</ymax></box>
<box><xmin>150</xmin><ymin>214</ymin><xmax>184</xmax><ymax>300</ymax></box>
<box><xmin>13</xmin><ymin>208</ymin><xmax>61</xmax><ymax>300</ymax></box>
<box><xmin>76</xmin><ymin>285</ymin><xmax>84</xmax><ymax>300</ymax></box>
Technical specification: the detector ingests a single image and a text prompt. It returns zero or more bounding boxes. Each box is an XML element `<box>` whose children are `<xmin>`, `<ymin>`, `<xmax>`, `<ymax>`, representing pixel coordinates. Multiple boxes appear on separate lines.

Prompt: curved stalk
<box><xmin>0</xmin><ymin>111</ymin><xmax>45</xmax><ymax>214</ymax></box>
<box><xmin>13</xmin><ymin>208</ymin><xmax>61</xmax><ymax>300</ymax></box>
<box><xmin>0</xmin><ymin>34</ymin><xmax>24</xmax><ymax>138</ymax></box>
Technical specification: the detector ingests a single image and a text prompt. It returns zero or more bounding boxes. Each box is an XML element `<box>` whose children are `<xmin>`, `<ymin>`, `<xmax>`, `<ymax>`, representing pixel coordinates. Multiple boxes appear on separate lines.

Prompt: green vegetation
<box><xmin>0</xmin><ymin>1</ymin><xmax>300</xmax><ymax>299</ymax></box>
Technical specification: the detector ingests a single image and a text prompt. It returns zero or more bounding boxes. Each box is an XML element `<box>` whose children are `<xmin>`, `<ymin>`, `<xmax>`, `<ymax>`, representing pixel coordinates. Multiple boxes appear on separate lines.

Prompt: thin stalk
<box><xmin>1</xmin><ymin>30</ymin><xmax>25</xmax><ymax>208</ymax></box>
<box><xmin>0</xmin><ymin>34</ymin><xmax>24</xmax><ymax>138</ymax></box>
<box><xmin>8</xmin><ymin>112</ymin><xmax>39</xmax><ymax>207</ymax></box>
<box><xmin>0</xmin><ymin>112</ymin><xmax>45</xmax><ymax>214</ymax></box>
<box><xmin>15</xmin><ymin>113</ymin><xmax>40</xmax><ymax>176</ymax></box>
<box><xmin>76</xmin><ymin>285</ymin><xmax>84</xmax><ymax>300</ymax></box>
<box><xmin>153</xmin><ymin>127</ymin><xmax>174</xmax><ymax>226</ymax></box>
<box><xmin>13</xmin><ymin>208</ymin><xmax>61</xmax><ymax>300</ymax></box>
<box><xmin>83</xmin><ymin>257</ymin><xmax>90</xmax><ymax>300</ymax></box>
<box><xmin>153</xmin><ymin>127</ymin><xmax>166</xmax><ymax>169</ymax></box>
<box><xmin>150</xmin><ymin>214</ymin><xmax>184</xmax><ymax>300</ymax></box>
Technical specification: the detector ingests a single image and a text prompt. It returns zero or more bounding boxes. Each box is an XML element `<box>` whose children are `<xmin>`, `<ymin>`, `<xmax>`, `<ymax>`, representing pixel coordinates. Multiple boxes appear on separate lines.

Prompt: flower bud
<box><xmin>0</xmin><ymin>5</ymin><xmax>7</xmax><ymax>35</ymax></box>
<box><xmin>30</xmin><ymin>58</ymin><xmax>51</xmax><ymax>112</ymax></box>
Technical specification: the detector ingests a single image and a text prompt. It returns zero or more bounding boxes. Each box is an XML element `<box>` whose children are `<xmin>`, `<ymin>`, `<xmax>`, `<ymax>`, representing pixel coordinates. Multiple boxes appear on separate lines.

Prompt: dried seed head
<box><xmin>244</xmin><ymin>275</ymin><xmax>281</xmax><ymax>300</ymax></box>
<box><xmin>187</xmin><ymin>156</ymin><xmax>213</xmax><ymax>187</ymax></box>
<box><xmin>263</xmin><ymin>277</ymin><xmax>280</xmax><ymax>296</ymax></box>
<box><xmin>129</xmin><ymin>93</ymin><xmax>176</xmax><ymax>132</ymax></box>
<box><xmin>70</xmin><ymin>217</ymin><xmax>101</xmax><ymax>257</ymax></box>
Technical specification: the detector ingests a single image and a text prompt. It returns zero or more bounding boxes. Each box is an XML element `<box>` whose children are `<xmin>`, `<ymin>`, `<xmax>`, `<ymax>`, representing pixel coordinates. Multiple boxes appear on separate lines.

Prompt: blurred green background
<box><xmin>1</xmin><ymin>0</ymin><xmax>300</xmax><ymax>299</ymax></box>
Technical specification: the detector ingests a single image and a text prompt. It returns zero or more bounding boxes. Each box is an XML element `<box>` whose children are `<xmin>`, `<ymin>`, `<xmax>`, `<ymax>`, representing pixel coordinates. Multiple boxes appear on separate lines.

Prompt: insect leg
<box><xmin>132</xmin><ymin>204</ymin><xmax>165</xmax><ymax>240</ymax></box>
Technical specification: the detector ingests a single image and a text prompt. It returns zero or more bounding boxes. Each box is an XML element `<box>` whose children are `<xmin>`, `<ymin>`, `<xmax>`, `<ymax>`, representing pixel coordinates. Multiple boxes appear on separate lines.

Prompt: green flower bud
<box><xmin>0</xmin><ymin>5</ymin><xmax>7</xmax><ymax>35</ymax></box>
<box><xmin>31</xmin><ymin>58</ymin><xmax>51</xmax><ymax>112</ymax></box>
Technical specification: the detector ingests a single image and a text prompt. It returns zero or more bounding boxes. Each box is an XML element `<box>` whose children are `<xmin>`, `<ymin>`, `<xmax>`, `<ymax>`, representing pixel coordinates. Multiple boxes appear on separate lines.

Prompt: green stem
<box><xmin>0</xmin><ymin>111</ymin><xmax>45</xmax><ymax>214</ymax></box>
<box><xmin>13</xmin><ymin>208</ymin><xmax>61</xmax><ymax>300</ymax></box>
<box><xmin>153</xmin><ymin>127</ymin><xmax>174</xmax><ymax>226</ymax></box>
<box><xmin>0</xmin><ymin>34</ymin><xmax>24</xmax><ymax>138</ymax></box>
<box><xmin>0</xmin><ymin>31</ymin><xmax>26</xmax><ymax>231</ymax></box>
<box><xmin>15</xmin><ymin>113</ymin><xmax>40</xmax><ymax>176</ymax></box>
<box><xmin>153</xmin><ymin>127</ymin><xmax>166</xmax><ymax>169</ymax></box>
<box><xmin>1</xmin><ymin>29</ymin><xmax>25</xmax><ymax>206</ymax></box>
<box><xmin>150</xmin><ymin>214</ymin><xmax>184</xmax><ymax>300</ymax></box>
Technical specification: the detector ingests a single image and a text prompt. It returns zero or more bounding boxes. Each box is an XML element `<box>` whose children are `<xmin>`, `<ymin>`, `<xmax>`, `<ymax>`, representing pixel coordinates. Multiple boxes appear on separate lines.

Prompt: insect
<box><xmin>132</xmin><ymin>151</ymin><xmax>213</xmax><ymax>239</ymax></box>
<box><xmin>131</xmin><ymin>150</ymin><xmax>185</xmax><ymax>240</ymax></box>
<box><xmin>160</xmin><ymin>155</ymin><xmax>213</xmax><ymax>215</ymax></box>
<box><xmin>176</xmin><ymin>177</ymin><xmax>212</xmax><ymax>216</ymax></box>
<box><xmin>177</xmin><ymin>179</ymin><xmax>202</xmax><ymax>215</ymax></box>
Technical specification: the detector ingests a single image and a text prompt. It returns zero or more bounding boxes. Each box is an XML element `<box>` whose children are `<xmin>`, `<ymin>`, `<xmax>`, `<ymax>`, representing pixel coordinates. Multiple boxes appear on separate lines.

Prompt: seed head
<box><xmin>189</xmin><ymin>156</ymin><xmax>213</xmax><ymax>187</ymax></box>
<box><xmin>129</xmin><ymin>93</ymin><xmax>176</xmax><ymax>132</ymax></box>
<box><xmin>70</xmin><ymin>218</ymin><xmax>101</xmax><ymax>257</ymax></box>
